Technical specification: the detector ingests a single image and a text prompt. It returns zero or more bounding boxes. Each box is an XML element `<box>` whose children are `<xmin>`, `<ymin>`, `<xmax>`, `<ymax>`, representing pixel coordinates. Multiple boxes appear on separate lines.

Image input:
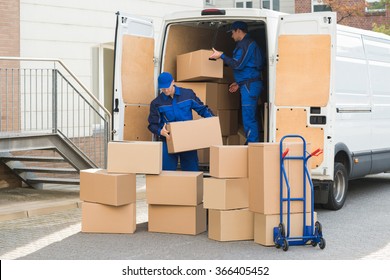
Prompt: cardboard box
<box><xmin>80</xmin><ymin>169</ymin><xmax>136</xmax><ymax>206</ymax></box>
<box><xmin>146</xmin><ymin>171</ymin><xmax>203</xmax><ymax>206</ymax></box>
<box><xmin>107</xmin><ymin>141</ymin><xmax>162</xmax><ymax>175</ymax></box>
<box><xmin>203</xmin><ymin>177</ymin><xmax>249</xmax><ymax>210</ymax></box>
<box><xmin>177</xmin><ymin>49</ymin><xmax>223</xmax><ymax>82</ymax></box>
<box><xmin>175</xmin><ymin>82</ymin><xmax>240</xmax><ymax>115</ymax></box>
<box><xmin>237</xmin><ymin>127</ymin><xmax>247</xmax><ymax>145</ymax></box>
<box><xmin>208</xmin><ymin>208</ymin><xmax>254</xmax><ymax>241</ymax></box>
<box><xmin>218</xmin><ymin>110</ymin><xmax>239</xmax><ymax>136</ymax></box>
<box><xmin>166</xmin><ymin>117</ymin><xmax>222</xmax><ymax>153</ymax></box>
<box><xmin>175</xmin><ymin>82</ymin><xmax>218</xmax><ymax>120</ymax></box>
<box><xmin>225</xmin><ymin>135</ymin><xmax>240</xmax><ymax>145</ymax></box>
<box><xmin>210</xmin><ymin>145</ymin><xmax>248</xmax><ymax>178</ymax></box>
<box><xmin>198</xmin><ymin>148</ymin><xmax>210</xmax><ymax>164</ymax></box>
<box><xmin>254</xmin><ymin>212</ymin><xmax>317</xmax><ymax>246</ymax></box>
<box><xmin>248</xmin><ymin>142</ymin><xmax>312</xmax><ymax>215</ymax></box>
<box><xmin>81</xmin><ymin>202</ymin><xmax>136</xmax><ymax>234</ymax></box>
<box><xmin>148</xmin><ymin>204</ymin><xmax>206</xmax><ymax>235</ymax></box>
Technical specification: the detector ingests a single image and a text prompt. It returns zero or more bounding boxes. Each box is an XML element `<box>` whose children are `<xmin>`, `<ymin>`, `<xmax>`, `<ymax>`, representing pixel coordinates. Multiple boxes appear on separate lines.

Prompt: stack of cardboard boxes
<box><xmin>79</xmin><ymin>48</ymin><xmax>319</xmax><ymax>247</ymax></box>
<box><xmin>80</xmin><ymin>169</ymin><xmax>137</xmax><ymax>234</ymax></box>
<box><xmin>204</xmin><ymin>145</ymin><xmax>254</xmax><ymax>241</ymax></box>
<box><xmin>80</xmin><ymin>141</ymin><xmax>162</xmax><ymax>234</ymax></box>
<box><xmin>175</xmin><ymin>49</ymin><xmax>241</xmax><ymax>164</ymax></box>
<box><xmin>146</xmin><ymin>171</ymin><xmax>206</xmax><ymax>235</ymax></box>
<box><xmin>248</xmin><ymin>142</ymin><xmax>315</xmax><ymax>246</ymax></box>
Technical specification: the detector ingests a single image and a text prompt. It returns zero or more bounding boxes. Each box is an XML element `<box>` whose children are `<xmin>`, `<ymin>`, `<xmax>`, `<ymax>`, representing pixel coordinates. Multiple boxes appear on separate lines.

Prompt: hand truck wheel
<box><xmin>319</xmin><ymin>237</ymin><xmax>326</xmax><ymax>249</ymax></box>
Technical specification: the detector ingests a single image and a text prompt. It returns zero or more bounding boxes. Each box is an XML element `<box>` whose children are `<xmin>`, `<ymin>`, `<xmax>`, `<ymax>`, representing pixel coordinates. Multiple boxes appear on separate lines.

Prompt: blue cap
<box><xmin>158</xmin><ymin>72</ymin><xmax>174</xmax><ymax>89</ymax></box>
<box><xmin>227</xmin><ymin>21</ymin><xmax>248</xmax><ymax>33</ymax></box>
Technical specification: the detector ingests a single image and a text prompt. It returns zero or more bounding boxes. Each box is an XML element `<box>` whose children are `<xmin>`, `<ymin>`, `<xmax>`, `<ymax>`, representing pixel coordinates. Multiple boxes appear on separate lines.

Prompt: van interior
<box><xmin>160</xmin><ymin>20</ymin><xmax>269</xmax><ymax>143</ymax></box>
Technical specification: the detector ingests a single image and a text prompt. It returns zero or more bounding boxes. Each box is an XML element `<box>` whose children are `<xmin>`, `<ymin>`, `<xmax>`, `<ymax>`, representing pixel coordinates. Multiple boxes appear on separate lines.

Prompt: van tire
<box><xmin>325</xmin><ymin>162</ymin><xmax>348</xmax><ymax>210</ymax></box>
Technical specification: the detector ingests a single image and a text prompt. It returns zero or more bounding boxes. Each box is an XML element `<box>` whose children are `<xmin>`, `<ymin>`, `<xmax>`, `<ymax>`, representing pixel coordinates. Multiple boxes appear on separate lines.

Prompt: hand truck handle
<box><xmin>282</xmin><ymin>148</ymin><xmax>290</xmax><ymax>158</ymax></box>
<box><xmin>310</xmin><ymin>148</ymin><xmax>323</xmax><ymax>157</ymax></box>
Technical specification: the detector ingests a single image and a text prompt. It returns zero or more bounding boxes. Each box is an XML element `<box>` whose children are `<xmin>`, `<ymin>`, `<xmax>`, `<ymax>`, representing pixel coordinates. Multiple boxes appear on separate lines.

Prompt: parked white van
<box><xmin>112</xmin><ymin>8</ymin><xmax>390</xmax><ymax>210</ymax></box>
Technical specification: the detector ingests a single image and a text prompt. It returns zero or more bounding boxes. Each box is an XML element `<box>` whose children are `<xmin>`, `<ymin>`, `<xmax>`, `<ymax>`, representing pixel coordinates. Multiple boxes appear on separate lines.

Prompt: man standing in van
<box><xmin>210</xmin><ymin>21</ymin><xmax>264</xmax><ymax>143</ymax></box>
<box><xmin>148</xmin><ymin>72</ymin><xmax>214</xmax><ymax>171</ymax></box>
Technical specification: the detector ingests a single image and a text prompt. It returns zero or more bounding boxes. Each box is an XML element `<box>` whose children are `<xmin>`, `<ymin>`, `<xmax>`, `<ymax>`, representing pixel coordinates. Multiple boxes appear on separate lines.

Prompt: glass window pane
<box><xmin>246</xmin><ymin>2</ymin><xmax>253</xmax><ymax>8</ymax></box>
<box><xmin>236</xmin><ymin>2</ymin><xmax>244</xmax><ymax>8</ymax></box>
<box><xmin>262</xmin><ymin>0</ymin><xmax>270</xmax><ymax>9</ymax></box>
<box><xmin>314</xmin><ymin>4</ymin><xmax>332</xmax><ymax>12</ymax></box>
<box><xmin>273</xmin><ymin>0</ymin><xmax>279</xmax><ymax>11</ymax></box>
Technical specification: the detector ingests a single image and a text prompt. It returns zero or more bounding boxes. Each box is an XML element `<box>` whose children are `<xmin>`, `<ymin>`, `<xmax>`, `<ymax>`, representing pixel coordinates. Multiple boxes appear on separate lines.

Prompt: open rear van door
<box><xmin>113</xmin><ymin>12</ymin><xmax>155</xmax><ymax>141</ymax></box>
<box><xmin>272</xmin><ymin>12</ymin><xmax>336</xmax><ymax>180</ymax></box>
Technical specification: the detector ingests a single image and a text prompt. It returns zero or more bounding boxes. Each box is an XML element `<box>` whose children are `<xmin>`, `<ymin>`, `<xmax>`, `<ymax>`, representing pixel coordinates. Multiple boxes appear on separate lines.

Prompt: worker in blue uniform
<box><xmin>148</xmin><ymin>72</ymin><xmax>214</xmax><ymax>171</ymax></box>
<box><xmin>210</xmin><ymin>21</ymin><xmax>264</xmax><ymax>143</ymax></box>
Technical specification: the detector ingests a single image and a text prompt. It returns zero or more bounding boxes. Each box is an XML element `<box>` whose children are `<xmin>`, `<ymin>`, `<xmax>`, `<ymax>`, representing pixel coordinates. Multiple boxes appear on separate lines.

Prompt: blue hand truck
<box><xmin>273</xmin><ymin>134</ymin><xmax>326</xmax><ymax>251</ymax></box>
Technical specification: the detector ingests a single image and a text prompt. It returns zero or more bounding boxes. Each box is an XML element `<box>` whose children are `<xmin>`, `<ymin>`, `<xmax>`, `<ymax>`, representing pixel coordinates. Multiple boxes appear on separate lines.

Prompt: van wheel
<box><xmin>324</xmin><ymin>162</ymin><xmax>348</xmax><ymax>210</ymax></box>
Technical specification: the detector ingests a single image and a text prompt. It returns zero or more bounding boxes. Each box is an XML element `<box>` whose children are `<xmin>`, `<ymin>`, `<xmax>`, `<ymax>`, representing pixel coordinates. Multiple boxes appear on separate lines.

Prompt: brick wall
<box><xmin>295</xmin><ymin>0</ymin><xmax>311</xmax><ymax>13</ymax></box>
<box><xmin>295</xmin><ymin>0</ymin><xmax>390</xmax><ymax>31</ymax></box>
<box><xmin>0</xmin><ymin>0</ymin><xmax>20</xmax><ymax>57</ymax></box>
<box><xmin>0</xmin><ymin>0</ymin><xmax>21</xmax><ymax>188</ymax></box>
<box><xmin>1</xmin><ymin>0</ymin><xmax>20</xmax><ymax>132</ymax></box>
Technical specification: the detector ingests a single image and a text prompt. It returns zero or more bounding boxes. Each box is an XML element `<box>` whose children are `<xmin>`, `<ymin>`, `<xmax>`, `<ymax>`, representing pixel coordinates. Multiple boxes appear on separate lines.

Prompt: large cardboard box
<box><xmin>175</xmin><ymin>82</ymin><xmax>218</xmax><ymax>120</ymax></box>
<box><xmin>198</xmin><ymin>148</ymin><xmax>210</xmax><ymax>164</ymax></box>
<box><xmin>254</xmin><ymin>212</ymin><xmax>317</xmax><ymax>246</ymax></box>
<box><xmin>80</xmin><ymin>169</ymin><xmax>136</xmax><ymax>206</ymax></box>
<box><xmin>203</xmin><ymin>177</ymin><xmax>249</xmax><ymax>210</ymax></box>
<box><xmin>224</xmin><ymin>135</ymin><xmax>240</xmax><ymax>145</ymax></box>
<box><xmin>208</xmin><ymin>208</ymin><xmax>254</xmax><ymax>241</ymax></box>
<box><xmin>107</xmin><ymin>141</ymin><xmax>162</xmax><ymax>175</ymax></box>
<box><xmin>81</xmin><ymin>202</ymin><xmax>136</xmax><ymax>234</ymax></box>
<box><xmin>148</xmin><ymin>204</ymin><xmax>206</xmax><ymax>235</ymax></box>
<box><xmin>175</xmin><ymin>82</ymin><xmax>240</xmax><ymax>116</ymax></box>
<box><xmin>218</xmin><ymin>110</ymin><xmax>239</xmax><ymax>136</ymax></box>
<box><xmin>210</xmin><ymin>145</ymin><xmax>248</xmax><ymax>178</ymax></box>
<box><xmin>146</xmin><ymin>171</ymin><xmax>203</xmax><ymax>206</ymax></box>
<box><xmin>166</xmin><ymin>117</ymin><xmax>222</xmax><ymax>153</ymax></box>
<box><xmin>248</xmin><ymin>142</ymin><xmax>312</xmax><ymax>215</ymax></box>
<box><xmin>176</xmin><ymin>49</ymin><xmax>223</xmax><ymax>82</ymax></box>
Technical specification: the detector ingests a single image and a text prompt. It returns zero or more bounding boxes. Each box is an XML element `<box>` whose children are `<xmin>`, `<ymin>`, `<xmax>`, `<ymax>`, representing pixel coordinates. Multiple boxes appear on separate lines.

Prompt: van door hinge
<box><xmin>153</xmin><ymin>57</ymin><xmax>159</xmax><ymax>65</ymax></box>
<box><xmin>269</xmin><ymin>55</ymin><xmax>276</xmax><ymax>65</ymax></box>
<box><xmin>323</xmin><ymin>17</ymin><xmax>332</xmax><ymax>24</ymax></box>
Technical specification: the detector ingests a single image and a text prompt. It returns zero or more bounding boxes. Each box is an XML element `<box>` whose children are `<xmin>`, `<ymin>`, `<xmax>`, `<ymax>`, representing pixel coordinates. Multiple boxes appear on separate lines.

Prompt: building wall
<box><xmin>0</xmin><ymin>0</ymin><xmax>20</xmax><ymax>57</ymax></box>
<box><xmin>18</xmin><ymin>0</ymin><xmax>203</xmax><ymax>90</ymax></box>
<box><xmin>0</xmin><ymin>0</ymin><xmax>20</xmax><ymax>135</ymax></box>
<box><xmin>208</xmin><ymin>0</ymin><xmax>293</xmax><ymax>12</ymax></box>
<box><xmin>280</xmin><ymin>0</ymin><xmax>295</xmax><ymax>14</ymax></box>
<box><xmin>294</xmin><ymin>0</ymin><xmax>310</xmax><ymax>13</ymax></box>
<box><xmin>294</xmin><ymin>0</ymin><xmax>390</xmax><ymax>30</ymax></box>
<box><xmin>0</xmin><ymin>0</ymin><xmax>20</xmax><ymax>189</ymax></box>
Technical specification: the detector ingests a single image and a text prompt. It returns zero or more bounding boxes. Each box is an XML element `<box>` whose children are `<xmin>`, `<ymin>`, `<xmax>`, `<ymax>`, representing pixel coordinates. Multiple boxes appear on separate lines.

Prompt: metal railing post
<box><xmin>52</xmin><ymin>69</ymin><xmax>58</xmax><ymax>134</ymax></box>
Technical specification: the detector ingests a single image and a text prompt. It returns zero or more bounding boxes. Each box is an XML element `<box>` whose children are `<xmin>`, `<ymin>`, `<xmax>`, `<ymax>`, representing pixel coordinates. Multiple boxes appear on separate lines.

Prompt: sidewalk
<box><xmin>0</xmin><ymin>175</ymin><xmax>147</xmax><ymax>222</ymax></box>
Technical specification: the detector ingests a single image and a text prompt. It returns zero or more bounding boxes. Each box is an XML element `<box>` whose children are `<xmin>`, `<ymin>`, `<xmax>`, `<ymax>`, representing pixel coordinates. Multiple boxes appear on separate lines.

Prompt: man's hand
<box><xmin>160</xmin><ymin>123</ymin><xmax>170</xmax><ymax>139</ymax></box>
<box><xmin>209</xmin><ymin>48</ymin><xmax>223</xmax><ymax>60</ymax></box>
<box><xmin>229</xmin><ymin>82</ymin><xmax>239</xmax><ymax>93</ymax></box>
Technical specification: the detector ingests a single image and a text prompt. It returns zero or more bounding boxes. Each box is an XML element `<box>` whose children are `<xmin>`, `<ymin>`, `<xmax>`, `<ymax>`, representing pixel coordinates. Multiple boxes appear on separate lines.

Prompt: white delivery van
<box><xmin>112</xmin><ymin>8</ymin><xmax>390</xmax><ymax>210</ymax></box>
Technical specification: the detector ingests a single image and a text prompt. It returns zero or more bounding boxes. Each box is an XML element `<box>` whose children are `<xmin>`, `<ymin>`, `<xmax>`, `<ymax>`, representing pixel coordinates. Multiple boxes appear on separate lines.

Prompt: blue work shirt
<box><xmin>221</xmin><ymin>34</ymin><xmax>264</xmax><ymax>83</ymax></box>
<box><xmin>148</xmin><ymin>85</ymin><xmax>214</xmax><ymax>138</ymax></box>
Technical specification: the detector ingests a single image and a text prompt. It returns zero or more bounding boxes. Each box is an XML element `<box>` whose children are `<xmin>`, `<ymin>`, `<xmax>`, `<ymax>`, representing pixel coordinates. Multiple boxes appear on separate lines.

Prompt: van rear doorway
<box><xmin>160</xmin><ymin>20</ymin><xmax>269</xmax><ymax>143</ymax></box>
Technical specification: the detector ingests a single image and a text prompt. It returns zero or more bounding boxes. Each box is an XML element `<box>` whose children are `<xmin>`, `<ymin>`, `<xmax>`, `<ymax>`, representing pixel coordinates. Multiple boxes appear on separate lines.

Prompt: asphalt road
<box><xmin>0</xmin><ymin>173</ymin><xmax>389</xmax><ymax>261</ymax></box>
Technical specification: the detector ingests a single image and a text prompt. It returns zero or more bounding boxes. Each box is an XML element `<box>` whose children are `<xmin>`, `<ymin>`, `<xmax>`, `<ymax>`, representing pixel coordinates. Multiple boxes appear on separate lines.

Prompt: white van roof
<box><xmin>163</xmin><ymin>7</ymin><xmax>285</xmax><ymax>22</ymax></box>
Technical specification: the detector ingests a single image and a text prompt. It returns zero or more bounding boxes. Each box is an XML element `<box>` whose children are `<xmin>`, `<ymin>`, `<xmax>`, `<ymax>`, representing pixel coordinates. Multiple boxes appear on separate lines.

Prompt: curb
<box><xmin>0</xmin><ymin>199</ymin><xmax>81</xmax><ymax>222</ymax></box>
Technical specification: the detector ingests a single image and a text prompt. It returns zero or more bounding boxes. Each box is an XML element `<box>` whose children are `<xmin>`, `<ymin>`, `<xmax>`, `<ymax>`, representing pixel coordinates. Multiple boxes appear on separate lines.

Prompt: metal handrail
<box><xmin>0</xmin><ymin>56</ymin><xmax>112</xmax><ymax>139</ymax></box>
<box><xmin>0</xmin><ymin>56</ymin><xmax>112</xmax><ymax>168</ymax></box>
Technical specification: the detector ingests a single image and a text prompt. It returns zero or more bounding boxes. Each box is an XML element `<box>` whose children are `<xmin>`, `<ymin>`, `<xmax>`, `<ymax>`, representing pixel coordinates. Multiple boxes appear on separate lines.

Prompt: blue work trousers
<box><xmin>240</xmin><ymin>81</ymin><xmax>262</xmax><ymax>143</ymax></box>
<box><xmin>162</xmin><ymin>141</ymin><xmax>199</xmax><ymax>171</ymax></box>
